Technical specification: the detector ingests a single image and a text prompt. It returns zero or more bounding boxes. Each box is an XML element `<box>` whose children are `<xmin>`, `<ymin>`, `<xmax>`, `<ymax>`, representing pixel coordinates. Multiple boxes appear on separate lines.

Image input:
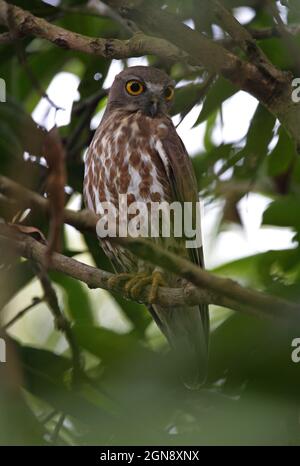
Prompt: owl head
<box><xmin>106</xmin><ymin>66</ymin><xmax>175</xmax><ymax>117</ymax></box>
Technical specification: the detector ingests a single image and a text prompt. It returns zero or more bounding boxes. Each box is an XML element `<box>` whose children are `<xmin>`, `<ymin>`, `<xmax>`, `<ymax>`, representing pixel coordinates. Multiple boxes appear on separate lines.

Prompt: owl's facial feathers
<box><xmin>107</xmin><ymin>66</ymin><xmax>175</xmax><ymax>117</ymax></box>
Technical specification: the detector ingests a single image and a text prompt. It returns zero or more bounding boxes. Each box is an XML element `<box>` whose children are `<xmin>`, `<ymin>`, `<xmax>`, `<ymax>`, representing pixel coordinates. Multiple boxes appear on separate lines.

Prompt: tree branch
<box><xmin>0</xmin><ymin>223</ymin><xmax>299</xmax><ymax>323</ymax></box>
<box><xmin>3</xmin><ymin>297</ymin><xmax>42</xmax><ymax>330</ymax></box>
<box><xmin>213</xmin><ymin>0</ymin><xmax>271</xmax><ymax>66</ymax></box>
<box><xmin>0</xmin><ymin>0</ymin><xmax>185</xmax><ymax>62</ymax></box>
<box><xmin>115</xmin><ymin>236</ymin><xmax>300</xmax><ymax>321</ymax></box>
<box><xmin>1</xmin><ymin>175</ymin><xmax>300</xmax><ymax>320</ymax></box>
<box><xmin>249</xmin><ymin>25</ymin><xmax>300</xmax><ymax>40</ymax></box>
<box><xmin>107</xmin><ymin>0</ymin><xmax>300</xmax><ymax>148</ymax></box>
<box><xmin>0</xmin><ymin>30</ymin><xmax>18</xmax><ymax>44</ymax></box>
<box><xmin>32</xmin><ymin>261</ymin><xmax>82</xmax><ymax>384</ymax></box>
<box><xmin>0</xmin><ymin>175</ymin><xmax>97</xmax><ymax>232</ymax></box>
<box><xmin>2</xmin><ymin>0</ymin><xmax>299</xmax><ymax>147</ymax></box>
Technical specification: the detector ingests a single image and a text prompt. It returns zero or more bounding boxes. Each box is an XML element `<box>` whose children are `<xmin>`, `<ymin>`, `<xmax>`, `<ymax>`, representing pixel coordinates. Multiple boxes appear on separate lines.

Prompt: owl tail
<box><xmin>150</xmin><ymin>304</ymin><xmax>209</xmax><ymax>389</ymax></box>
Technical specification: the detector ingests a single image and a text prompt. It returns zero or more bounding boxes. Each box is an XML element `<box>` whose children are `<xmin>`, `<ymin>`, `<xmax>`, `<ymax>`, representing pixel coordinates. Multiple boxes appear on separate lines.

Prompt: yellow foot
<box><xmin>108</xmin><ymin>271</ymin><xmax>166</xmax><ymax>303</ymax></box>
<box><xmin>129</xmin><ymin>270</ymin><xmax>167</xmax><ymax>303</ymax></box>
<box><xmin>107</xmin><ymin>272</ymin><xmax>136</xmax><ymax>292</ymax></box>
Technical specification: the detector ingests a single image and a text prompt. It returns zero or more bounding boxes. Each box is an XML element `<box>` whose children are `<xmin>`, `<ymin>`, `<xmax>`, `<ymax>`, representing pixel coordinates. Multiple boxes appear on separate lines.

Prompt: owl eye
<box><xmin>126</xmin><ymin>80</ymin><xmax>145</xmax><ymax>96</ymax></box>
<box><xmin>164</xmin><ymin>86</ymin><xmax>175</xmax><ymax>101</ymax></box>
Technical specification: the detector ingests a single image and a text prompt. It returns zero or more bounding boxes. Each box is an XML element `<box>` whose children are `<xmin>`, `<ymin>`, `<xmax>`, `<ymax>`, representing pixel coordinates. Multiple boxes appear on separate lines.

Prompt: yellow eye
<box><xmin>126</xmin><ymin>80</ymin><xmax>145</xmax><ymax>96</ymax></box>
<box><xmin>164</xmin><ymin>86</ymin><xmax>174</xmax><ymax>101</ymax></box>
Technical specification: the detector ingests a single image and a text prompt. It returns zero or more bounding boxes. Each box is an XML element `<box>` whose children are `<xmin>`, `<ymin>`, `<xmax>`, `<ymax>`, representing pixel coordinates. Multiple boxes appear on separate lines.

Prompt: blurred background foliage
<box><xmin>1</xmin><ymin>0</ymin><xmax>300</xmax><ymax>445</ymax></box>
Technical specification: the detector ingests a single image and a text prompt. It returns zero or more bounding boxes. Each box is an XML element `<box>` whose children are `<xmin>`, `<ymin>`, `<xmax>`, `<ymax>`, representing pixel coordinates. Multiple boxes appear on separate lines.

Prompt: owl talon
<box><xmin>130</xmin><ymin>276</ymin><xmax>152</xmax><ymax>300</ymax></box>
<box><xmin>124</xmin><ymin>272</ymin><xmax>149</xmax><ymax>298</ymax></box>
<box><xmin>148</xmin><ymin>271</ymin><xmax>167</xmax><ymax>304</ymax></box>
<box><xmin>107</xmin><ymin>273</ymin><xmax>134</xmax><ymax>292</ymax></box>
<box><xmin>129</xmin><ymin>271</ymin><xmax>166</xmax><ymax>303</ymax></box>
<box><xmin>108</xmin><ymin>271</ymin><xmax>166</xmax><ymax>303</ymax></box>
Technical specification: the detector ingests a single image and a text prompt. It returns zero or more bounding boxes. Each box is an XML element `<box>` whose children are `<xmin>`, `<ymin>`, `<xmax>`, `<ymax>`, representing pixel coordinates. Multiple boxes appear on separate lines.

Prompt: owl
<box><xmin>84</xmin><ymin>66</ymin><xmax>209</xmax><ymax>386</ymax></box>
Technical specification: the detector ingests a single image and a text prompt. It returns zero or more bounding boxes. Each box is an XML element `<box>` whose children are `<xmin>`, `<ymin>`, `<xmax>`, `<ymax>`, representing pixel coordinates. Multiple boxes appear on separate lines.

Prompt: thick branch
<box><xmin>0</xmin><ymin>0</ymin><xmax>287</xmax><ymax>99</ymax></box>
<box><xmin>1</xmin><ymin>175</ymin><xmax>300</xmax><ymax>320</ymax></box>
<box><xmin>0</xmin><ymin>31</ymin><xmax>17</xmax><ymax>44</ymax></box>
<box><xmin>1</xmin><ymin>1</ymin><xmax>300</xmax><ymax>145</ymax></box>
<box><xmin>0</xmin><ymin>0</ymin><xmax>185</xmax><ymax>62</ymax></box>
<box><xmin>0</xmin><ymin>224</ymin><xmax>215</xmax><ymax>309</ymax></box>
<box><xmin>213</xmin><ymin>0</ymin><xmax>272</xmax><ymax>66</ymax></box>
<box><xmin>109</xmin><ymin>0</ymin><xmax>300</xmax><ymax>148</ymax></box>
<box><xmin>115</xmin><ymin>237</ymin><xmax>300</xmax><ymax>321</ymax></box>
<box><xmin>0</xmin><ymin>224</ymin><xmax>299</xmax><ymax>322</ymax></box>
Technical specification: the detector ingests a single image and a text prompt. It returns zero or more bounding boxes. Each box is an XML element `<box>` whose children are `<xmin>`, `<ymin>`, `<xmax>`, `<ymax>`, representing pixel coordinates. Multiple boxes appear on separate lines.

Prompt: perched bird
<box><xmin>84</xmin><ymin>66</ymin><xmax>209</xmax><ymax>386</ymax></box>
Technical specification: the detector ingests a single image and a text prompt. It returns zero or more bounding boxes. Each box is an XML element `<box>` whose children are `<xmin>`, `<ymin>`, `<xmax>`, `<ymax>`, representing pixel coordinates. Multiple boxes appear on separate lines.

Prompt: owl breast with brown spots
<box><xmin>84</xmin><ymin>109</ymin><xmax>174</xmax><ymax>271</ymax></box>
<box><xmin>84</xmin><ymin>109</ymin><xmax>172</xmax><ymax>214</ymax></box>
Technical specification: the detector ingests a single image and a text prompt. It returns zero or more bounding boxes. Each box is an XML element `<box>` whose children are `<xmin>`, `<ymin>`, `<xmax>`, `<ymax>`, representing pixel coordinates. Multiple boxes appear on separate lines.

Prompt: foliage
<box><xmin>0</xmin><ymin>0</ymin><xmax>300</xmax><ymax>446</ymax></box>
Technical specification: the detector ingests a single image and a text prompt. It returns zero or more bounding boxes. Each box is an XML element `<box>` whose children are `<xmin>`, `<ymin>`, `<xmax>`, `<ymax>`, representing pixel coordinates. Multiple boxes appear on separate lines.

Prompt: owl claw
<box><xmin>148</xmin><ymin>270</ymin><xmax>167</xmax><ymax>304</ymax></box>
<box><xmin>108</xmin><ymin>271</ymin><xmax>166</xmax><ymax>303</ymax></box>
<box><xmin>124</xmin><ymin>272</ymin><xmax>149</xmax><ymax>298</ymax></box>
<box><xmin>130</xmin><ymin>270</ymin><xmax>166</xmax><ymax>303</ymax></box>
<box><xmin>107</xmin><ymin>273</ymin><xmax>134</xmax><ymax>292</ymax></box>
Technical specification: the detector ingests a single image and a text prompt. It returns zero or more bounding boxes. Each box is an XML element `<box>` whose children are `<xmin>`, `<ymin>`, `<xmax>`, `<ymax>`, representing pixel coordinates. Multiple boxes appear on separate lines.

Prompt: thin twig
<box><xmin>49</xmin><ymin>412</ymin><xmax>65</xmax><ymax>445</ymax></box>
<box><xmin>3</xmin><ymin>297</ymin><xmax>43</xmax><ymax>330</ymax></box>
<box><xmin>32</xmin><ymin>262</ymin><xmax>82</xmax><ymax>384</ymax></box>
<box><xmin>213</xmin><ymin>0</ymin><xmax>274</xmax><ymax>70</ymax></box>
<box><xmin>0</xmin><ymin>175</ymin><xmax>97</xmax><ymax>233</ymax></box>
<box><xmin>40</xmin><ymin>409</ymin><xmax>59</xmax><ymax>426</ymax></box>
<box><xmin>72</xmin><ymin>89</ymin><xmax>108</xmax><ymax>116</ymax></box>
<box><xmin>43</xmin><ymin>128</ymin><xmax>67</xmax><ymax>263</ymax></box>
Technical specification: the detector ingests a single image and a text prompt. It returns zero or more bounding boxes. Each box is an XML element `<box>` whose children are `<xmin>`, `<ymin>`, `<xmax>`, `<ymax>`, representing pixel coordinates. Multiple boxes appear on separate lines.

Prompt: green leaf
<box><xmin>73</xmin><ymin>325</ymin><xmax>145</xmax><ymax>363</ymax></box>
<box><xmin>0</xmin><ymin>261</ymin><xmax>35</xmax><ymax>309</ymax></box>
<box><xmin>268</xmin><ymin>126</ymin><xmax>296</xmax><ymax>177</ymax></box>
<box><xmin>209</xmin><ymin>312</ymin><xmax>300</xmax><ymax>400</ymax></box>
<box><xmin>0</xmin><ymin>388</ymin><xmax>46</xmax><ymax>445</ymax></box>
<box><xmin>15</xmin><ymin>340</ymin><xmax>114</xmax><ymax>422</ymax></box>
<box><xmin>204</xmin><ymin>110</ymin><xmax>218</xmax><ymax>152</ymax></box>
<box><xmin>213</xmin><ymin>248</ymin><xmax>300</xmax><ymax>291</ymax></box>
<box><xmin>194</xmin><ymin>77</ymin><xmax>237</xmax><ymax>126</ymax></box>
<box><xmin>234</xmin><ymin>104</ymin><xmax>276</xmax><ymax>179</ymax></box>
<box><xmin>0</xmin><ymin>98</ymin><xmax>45</xmax><ymax>158</ymax></box>
<box><xmin>51</xmin><ymin>272</ymin><xmax>95</xmax><ymax>325</ymax></box>
<box><xmin>171</xmin><ymin>82</ymin><xmax>208</xmax><ymax>116</ymax></box>
<box><xmin>111</xmin><ymin>294</ymin><xmax>151</xmax><ymax>337</ymax></box>
<box><xmin>192</xmin><ymin>143</ymin><xmax>233</xmax><ymax>189</ymax></box>
<box><xmin>263</xmin><ymin>196</ymin><xmax>300</xmax><ymax>231</ymax></box>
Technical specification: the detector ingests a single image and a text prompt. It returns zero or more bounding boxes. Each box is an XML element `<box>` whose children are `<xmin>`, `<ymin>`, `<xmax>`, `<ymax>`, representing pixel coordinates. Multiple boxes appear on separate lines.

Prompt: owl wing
<box><xmin>154</xmin><ymin>121</ymin><xmax>209</xmax><ymax>341</ymax></box>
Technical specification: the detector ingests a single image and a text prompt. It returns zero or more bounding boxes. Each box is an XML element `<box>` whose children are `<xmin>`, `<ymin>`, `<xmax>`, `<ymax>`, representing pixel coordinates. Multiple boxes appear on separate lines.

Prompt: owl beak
<box><xmin>148</xmin><ymin>98</ymin><xmax>159</xmax><ymax>117</ymax></box>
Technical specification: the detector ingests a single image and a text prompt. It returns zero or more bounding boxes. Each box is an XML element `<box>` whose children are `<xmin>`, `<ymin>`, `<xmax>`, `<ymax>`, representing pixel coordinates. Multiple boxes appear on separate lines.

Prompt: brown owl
<box><xmin>84</xmin><ymin>66</ymin><xmax>209</xmax><ymax>387</ymax></box>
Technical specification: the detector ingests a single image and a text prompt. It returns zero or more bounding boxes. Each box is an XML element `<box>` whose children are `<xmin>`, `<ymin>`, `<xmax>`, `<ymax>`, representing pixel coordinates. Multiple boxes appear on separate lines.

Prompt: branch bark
<box><xmin>115</xmin><ymin>236</ymin><xmax>300</xmax><ymax>321</ymax></box>
<box><xmin>0</xmin><ymin>175</ymin><xmax>97</xmax><ymax>232</ymax></box>
<box><xmin>0</xmin><ymin>0</ymin><xmax>185</xmax><ymax>62</ymax></box>
<box><xmin>249</xmin><ymin>25</ymin><xmax>300</xmax><ymax>40</ymax></box>
<box><xmin>0</xmin><ymin>221</ymin><xmax>299</xmax><ymax>323</ymax></box>
<box><xmin>1</xmin><ymin>175</ymin><xmax>300</xmax><ymax>321</ymax></box>
<box><xmin>106</xmin><ymin>0</ymin><xmax>300</xmax><ymax>149</ymax></box>
<box><xmin>1</xmin><ymin>0</ymin><xmax>300</xmax><ymax>147</ymax></box>
<box><xmin>1</xmin><ymin>5</ymin><xmax>300</xmax><ymax>321</ymax></box>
